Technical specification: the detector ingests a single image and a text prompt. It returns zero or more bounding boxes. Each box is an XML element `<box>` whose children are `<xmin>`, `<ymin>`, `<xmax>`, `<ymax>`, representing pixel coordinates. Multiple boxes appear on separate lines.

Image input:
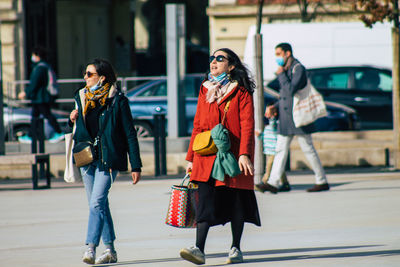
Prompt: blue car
<box><xmin>127</xmin><ymin>75</ymin><xmax>360</xmax><ymax>137</ymax></box>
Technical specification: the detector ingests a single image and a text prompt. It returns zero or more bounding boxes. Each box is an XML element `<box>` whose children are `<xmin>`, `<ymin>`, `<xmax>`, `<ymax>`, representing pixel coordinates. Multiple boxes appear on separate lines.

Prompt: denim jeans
<box><xmin>267</xmin><ymin>134</ymin><xmax>327</xmax><ymax>187</ymax></box>
<box><xmin>81</xmin><ymin>161</ymin><xmax>118</xmax><ymax>246</ymax></box>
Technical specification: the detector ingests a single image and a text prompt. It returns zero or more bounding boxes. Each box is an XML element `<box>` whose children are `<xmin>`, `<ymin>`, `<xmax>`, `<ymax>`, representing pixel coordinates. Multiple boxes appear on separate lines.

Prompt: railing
<box><xmin>4</xmin><ymin>75</ymin><xmax>170</xmax><ymax>141</ymax></box>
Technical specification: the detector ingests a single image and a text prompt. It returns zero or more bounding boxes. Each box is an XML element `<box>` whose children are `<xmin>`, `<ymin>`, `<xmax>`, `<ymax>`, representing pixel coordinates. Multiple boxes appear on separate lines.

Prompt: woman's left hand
<box><xmin>131</xmin><ymin>172</ymin><xmax>141</xmax><ymax>184</ymax></box>
<box><xmin>238</xmin><ymin>155</ymin><xmax>254</xmax><ymax>176</ymax></box>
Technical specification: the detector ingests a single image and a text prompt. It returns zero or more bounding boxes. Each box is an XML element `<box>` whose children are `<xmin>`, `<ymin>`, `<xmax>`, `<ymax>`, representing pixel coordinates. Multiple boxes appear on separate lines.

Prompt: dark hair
<box><xmin>87</xmin><ymin>58</ymin><xmax>117</xmax><ymax>84</ymax></box>
<box><xmin>208</xmin><ymin>48</ymin><xmax>255</xmax><ymax>94</ymax></box>
<box><xmin>32</xmin><ymin>46</ymin><xmax>47</xmax><ymax>60</ymax></box>
<box><xmin>275</xmin><ymin>43</ymin><xmax>292</xmax><ymax>54</ymax></box>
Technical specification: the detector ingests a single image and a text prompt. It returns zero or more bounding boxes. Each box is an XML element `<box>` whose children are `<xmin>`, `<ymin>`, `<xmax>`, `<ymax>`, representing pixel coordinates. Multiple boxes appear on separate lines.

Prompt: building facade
<box><xmin>0</xmin><ymin>0</ymin><xmax>209</xmax><ymax>99</ymax></box>
<box><xmin>207</xmin><ymin>0</ymin><xmax>358</xmax><ymax>59</ymax></box>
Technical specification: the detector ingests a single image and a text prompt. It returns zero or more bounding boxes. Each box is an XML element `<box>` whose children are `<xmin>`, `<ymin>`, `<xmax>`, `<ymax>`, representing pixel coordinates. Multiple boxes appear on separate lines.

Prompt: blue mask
<box><xmin>211</xmin><ymin>72</ymin><xmax>227</xmax><ymax>82</ymax></box>
<box><xmin>31</xmin><ymin>55</ymin><xmax>39</xmax><ymax>63</ymax></box>
<box><xmin>89</xmin><ymin>79</ymin><xmax>102</xmax><ymax>92</ymax></box>
<box><xmin>275</xmin><ymin>57</ymin><xmax>285</xmax><ymax>66</ymax></box>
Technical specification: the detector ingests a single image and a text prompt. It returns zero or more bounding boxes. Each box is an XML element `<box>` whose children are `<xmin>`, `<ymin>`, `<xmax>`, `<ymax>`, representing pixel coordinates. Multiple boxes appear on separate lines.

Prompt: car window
<box><xmin>378</xmin><ymin>71</ymin><xmax>392</xmax><ymax>92</ymax></box>
<box><xmin>355</xmin><ymin>70</ymin><xmax>381</xmax><ymax>91</ymax></box>
<box><xmin>184</xmin><ymin>78</ymin><xmax>196</xmax><ymax>97</ymax></box>
<box><xmin>310</xmin><ymin>71</ymin><xmax>349</xmax><ymax>89</ymax></box>
<box><xmin>136</xmin><ymin>81</ymin><xmax>167</xmax><ymax>97</ymax></box>
<box><xmin>152</xmin><ymin>82</ymin><xmax>167</xmax><ymax>96</ymax></box>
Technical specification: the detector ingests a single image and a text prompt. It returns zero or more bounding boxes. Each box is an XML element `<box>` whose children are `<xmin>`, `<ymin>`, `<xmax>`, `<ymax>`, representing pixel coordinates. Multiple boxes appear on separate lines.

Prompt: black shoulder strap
<box><xmin>96</xmin><ymin>94</ymin><xmax>119</xmax><ymax>142</ymax></box>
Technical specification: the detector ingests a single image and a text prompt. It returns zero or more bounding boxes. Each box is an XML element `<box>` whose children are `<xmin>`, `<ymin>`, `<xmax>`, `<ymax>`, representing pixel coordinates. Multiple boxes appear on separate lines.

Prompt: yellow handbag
<box><xmin>192</xmin><ymin>99</ymin><xmax>231</xmax><ymax>156</ymax></box>
<box><xmin>192</xmin><ymin>130</ymin><xmax>218</xmax><ymax>155</ymax></box>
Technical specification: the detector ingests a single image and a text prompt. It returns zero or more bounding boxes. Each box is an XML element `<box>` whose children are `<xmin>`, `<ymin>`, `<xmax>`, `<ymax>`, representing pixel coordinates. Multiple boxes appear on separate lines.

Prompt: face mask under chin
<box><xmin>89</xmin><ymin>78</ymin><xmax>103</xmax><ymax>92</ymax></box>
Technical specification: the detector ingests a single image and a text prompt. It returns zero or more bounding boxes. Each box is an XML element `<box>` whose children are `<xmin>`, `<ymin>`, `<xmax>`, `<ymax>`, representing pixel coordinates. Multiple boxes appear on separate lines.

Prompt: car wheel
<box><xmin>134</xmin><ymin>122</ymin><xmax>153</xmax><ymax>138</ymax></box>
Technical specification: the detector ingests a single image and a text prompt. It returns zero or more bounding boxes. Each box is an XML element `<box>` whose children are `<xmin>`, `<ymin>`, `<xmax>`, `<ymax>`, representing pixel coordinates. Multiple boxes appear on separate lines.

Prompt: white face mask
<box><xmin>31</xmin><ymin>55</ymin><xmax>39</xmax><ymax>63</ymax></box>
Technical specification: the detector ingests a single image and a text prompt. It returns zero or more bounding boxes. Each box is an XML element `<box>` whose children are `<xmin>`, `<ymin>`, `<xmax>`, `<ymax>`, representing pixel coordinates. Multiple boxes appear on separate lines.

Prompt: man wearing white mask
<box><xmin>255</xmin><ymin>43</ymin><xmax>330</xmax><ymax>194</ymax></box>
<box><xmin>18</xmin><ymin>46</ymin><xmax>64</xmax><ymax>143</ymax></box>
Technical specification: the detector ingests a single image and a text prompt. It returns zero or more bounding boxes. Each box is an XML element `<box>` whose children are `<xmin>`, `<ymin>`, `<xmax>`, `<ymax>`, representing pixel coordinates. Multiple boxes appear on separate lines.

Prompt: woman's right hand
<box><xmin>186</xmin><ymin>162</ymin><xmax>193</xmax><ymax>174</ymax></box>
<box><xmin>70</xmin><ymin>109</ymin><xmax>78</xmax><ymax>123</ymax></box>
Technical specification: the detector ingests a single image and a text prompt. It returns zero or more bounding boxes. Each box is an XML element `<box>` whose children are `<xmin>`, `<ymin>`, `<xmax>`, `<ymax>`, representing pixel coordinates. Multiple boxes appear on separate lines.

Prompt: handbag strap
<box><xmin>221</xmin><ymin>99</ymin><xmax>232</xmax><ymax>125</ymax></box>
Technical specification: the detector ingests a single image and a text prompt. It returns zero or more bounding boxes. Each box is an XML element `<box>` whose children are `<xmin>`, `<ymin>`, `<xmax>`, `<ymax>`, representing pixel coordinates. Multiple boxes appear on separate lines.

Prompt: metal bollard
<box><xmin>31</xmin><ymin>117</ymin><xmax>45</xmax><ymax>154</ymax></box>
<box><xmin>154</xmin><ymin>114</ymin><xmax>167</xmax><ymax>176</ymax></box>
<box><xmin>31</xmin><ymin>117</ymin><xmax>48</xmax><ymax>189</ymax></box>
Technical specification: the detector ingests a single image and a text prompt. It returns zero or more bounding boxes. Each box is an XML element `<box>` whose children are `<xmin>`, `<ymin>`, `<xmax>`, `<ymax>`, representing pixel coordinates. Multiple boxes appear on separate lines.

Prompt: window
<box><xmin>355</xmin><ymin>70</ymin><xmax>381</xmax><ymax>91</ymax></box>
<box><xmin>326</xmin><ymin>72</ymin><xmax>349</xmax><ymax>89</ymax></box>
<box><xmin>310</xmin><ymin>70</ymin><xmax>349</xmax><ymax>89</ymax></box>
<box><xmin>378</xmin><ymin>71</ymin><xmax>392</xmax><ymax>92</ymax></box>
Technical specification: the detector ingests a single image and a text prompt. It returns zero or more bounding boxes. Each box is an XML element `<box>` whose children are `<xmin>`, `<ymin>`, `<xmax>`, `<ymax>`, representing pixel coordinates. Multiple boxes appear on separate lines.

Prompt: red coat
<box><xmin>186</xmin><ymin>82</ymin><xmax>255</xmax><ymax>190</ymax></box>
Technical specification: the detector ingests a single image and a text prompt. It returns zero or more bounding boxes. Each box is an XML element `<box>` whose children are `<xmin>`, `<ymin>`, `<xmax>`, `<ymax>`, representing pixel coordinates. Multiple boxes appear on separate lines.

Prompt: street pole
<box><xmin>166</xmin><ymin>4</ymin><xmax>186</xmax><ymax>138</ymax></box>
<box><xmin>392</xmin><ymin>0</ymin><xmax>400</xmax><ymax>168</ymax></box>
<box><xmin>254</xmin><ymin>0</ymin><xmax>265</xmax><ymax>182</ymax></box>
<box><xmin>0</xmin><ymin>22</ymin><xmax>5</xmax><ymax>155</ymax></box>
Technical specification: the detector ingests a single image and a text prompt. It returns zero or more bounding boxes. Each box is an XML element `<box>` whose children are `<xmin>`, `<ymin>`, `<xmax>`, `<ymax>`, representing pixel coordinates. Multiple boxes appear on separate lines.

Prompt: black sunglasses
<box><xmin>209</xmin><ymin>55</ymin><xmax>228</xmax><ymax>63</ymax></box>
<box><xmin>83</xmin><ymin>71</ymin><xmax>98</xmax><ymax>78</ymax></box>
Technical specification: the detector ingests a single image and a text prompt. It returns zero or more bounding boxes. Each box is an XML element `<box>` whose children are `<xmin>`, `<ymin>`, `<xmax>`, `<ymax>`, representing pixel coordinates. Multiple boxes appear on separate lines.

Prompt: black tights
<box><xmin>195</xmin><ymin>215</ymin><xmax>244</xmax><ymax>253</ymax></box>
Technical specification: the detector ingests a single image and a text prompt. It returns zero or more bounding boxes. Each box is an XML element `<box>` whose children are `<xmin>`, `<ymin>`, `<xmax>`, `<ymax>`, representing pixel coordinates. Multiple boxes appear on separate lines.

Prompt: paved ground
<box><xmin>1</xmin><ymin>168</ymin><xmax>400</xmax><ymax>266</ymax></box>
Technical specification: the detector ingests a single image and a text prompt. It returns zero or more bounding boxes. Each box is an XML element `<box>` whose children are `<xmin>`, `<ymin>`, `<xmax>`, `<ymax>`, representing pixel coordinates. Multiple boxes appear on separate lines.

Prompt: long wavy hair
<box><xmin>206</xmin><ymin>48</ymin><xmax>255</xmax><ymax>94</ymax></box>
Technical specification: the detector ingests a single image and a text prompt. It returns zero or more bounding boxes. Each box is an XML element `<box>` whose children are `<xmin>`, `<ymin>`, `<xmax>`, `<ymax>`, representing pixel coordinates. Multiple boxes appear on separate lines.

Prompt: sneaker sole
<box><xmin>180</xmin><ymin>249</ymin><xmax>205</xmax><ymax>265</ymax></box>
<box><xmin>226</xmin><ymin>257</ymin><xmax>243</xmax><ymax>264</ymax></box>
<box><xmin>82</xmin><ymin>257</ymin><xmax>95</xmax><ymax>264</ymax></box>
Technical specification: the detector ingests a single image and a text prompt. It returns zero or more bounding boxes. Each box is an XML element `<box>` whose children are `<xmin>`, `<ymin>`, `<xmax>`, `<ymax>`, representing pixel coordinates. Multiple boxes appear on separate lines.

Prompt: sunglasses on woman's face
<box><xmin>209</xmin><ymin>55</ymin><xmax>227</xmax><ymax>63</ymax></box>
<box><xmin>83</xmin><ymin>71</ymin><xmax>98</xmax><ymax>78</ymax></box>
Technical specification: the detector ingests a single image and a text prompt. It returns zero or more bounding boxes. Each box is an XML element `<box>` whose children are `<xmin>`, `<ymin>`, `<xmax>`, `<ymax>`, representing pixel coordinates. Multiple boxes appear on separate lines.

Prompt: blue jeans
<box><xmin>81</xmin><ymin>161</ymin><xmax>118</xmax><ymax>246</ymax></box>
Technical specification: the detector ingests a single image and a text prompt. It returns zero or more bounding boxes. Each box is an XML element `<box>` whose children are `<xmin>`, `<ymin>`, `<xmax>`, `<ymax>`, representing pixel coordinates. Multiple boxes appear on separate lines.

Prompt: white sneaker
<box><xmin>82</xmin><ymin>247</ymin><xmax>95</xmax><ymax>264</ymax></box>
<box><xmin>95</xmin><ymin>248</ymin><xmax>117</xmax><ymax>264</ymax></box>
<box><xmin>180</xmin><ymin>245</ymin><xmax>205</xmax><ymax>265</ymax></box>
<box><xmin>227</xmin><ymin>247</ymin><xmax>243</xmax><ymax>264</ymax></box>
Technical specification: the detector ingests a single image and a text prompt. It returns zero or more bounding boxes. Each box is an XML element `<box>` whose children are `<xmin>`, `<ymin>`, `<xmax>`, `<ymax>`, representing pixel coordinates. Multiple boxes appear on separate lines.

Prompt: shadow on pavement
<box><xmin>93</xmin><ymin>245</ymin><xmax>391</xmax><ymax>266</ymax></box>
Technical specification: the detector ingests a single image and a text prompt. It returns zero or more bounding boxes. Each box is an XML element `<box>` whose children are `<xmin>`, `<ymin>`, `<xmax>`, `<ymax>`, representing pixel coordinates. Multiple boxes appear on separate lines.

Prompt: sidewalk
<box><xmin>1</xmin><ymin>169</ymin><xmax>400</xmax><ymax>266</ymax></box>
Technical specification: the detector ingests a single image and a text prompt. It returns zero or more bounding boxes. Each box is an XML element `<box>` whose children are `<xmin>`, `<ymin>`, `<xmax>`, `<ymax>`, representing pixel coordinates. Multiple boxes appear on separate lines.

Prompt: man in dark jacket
<box><xmin>18</xmin><ymin>47</ymin><xmax>64</xmax><ymax>143</ymax></box>
<box><xmin>255</xmin><ymin>43</ymin><xmax>329</xmax><ymax>194</ymax></box>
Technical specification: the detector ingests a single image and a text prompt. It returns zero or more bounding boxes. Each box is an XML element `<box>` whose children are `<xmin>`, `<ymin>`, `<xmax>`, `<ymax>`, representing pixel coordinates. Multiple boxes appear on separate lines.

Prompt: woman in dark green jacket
<box><xmin>69</xmin><ymin>59</ymin><xmax>142</xmax><ymax>265</ymax></box>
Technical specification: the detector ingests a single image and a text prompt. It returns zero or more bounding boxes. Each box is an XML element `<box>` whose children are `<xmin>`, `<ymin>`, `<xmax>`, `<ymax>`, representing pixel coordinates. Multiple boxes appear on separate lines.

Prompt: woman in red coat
<box><xmin>180</xmin><ymin>48</ymin><xmax>261</xmax><ymax>265</ymax></box>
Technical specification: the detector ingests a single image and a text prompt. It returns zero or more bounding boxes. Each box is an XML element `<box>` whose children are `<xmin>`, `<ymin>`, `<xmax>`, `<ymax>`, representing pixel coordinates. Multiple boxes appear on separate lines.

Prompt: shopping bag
<box><xmin>64</xmin><ymin>132</ymin><xmax>81</xmax><ymax>183</ymax></box>
<box><xmin>165</xmin><ymin>174</ymin><xmax>197</xmax><ymax>228</ymax></box>
<box><xmin>293</xmin><ymin>79</ymin><xmax>327</xmax><ymax>128</ymax></box>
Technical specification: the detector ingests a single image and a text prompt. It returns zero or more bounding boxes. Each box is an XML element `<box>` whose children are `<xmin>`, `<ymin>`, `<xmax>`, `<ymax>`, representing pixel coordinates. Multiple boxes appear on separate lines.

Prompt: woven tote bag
<box><xmin>165</xmin><ymin>174</ymin><xmax>197</xmax><ymax>228</ymax></box>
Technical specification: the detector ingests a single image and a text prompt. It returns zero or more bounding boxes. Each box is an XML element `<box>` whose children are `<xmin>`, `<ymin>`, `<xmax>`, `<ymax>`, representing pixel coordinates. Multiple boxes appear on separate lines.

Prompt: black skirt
<box><xmin>193</xmin><ymin>178</ymin><xmax>261</xmax><ymax>227</ymax></box>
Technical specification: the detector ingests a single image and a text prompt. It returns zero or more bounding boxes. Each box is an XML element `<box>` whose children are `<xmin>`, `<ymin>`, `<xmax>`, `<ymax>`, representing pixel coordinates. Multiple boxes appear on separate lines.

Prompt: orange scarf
<box><xmin>83</xmin><ymin>83</ymin><xmax>111</xmax><ymax>115</ymax></box>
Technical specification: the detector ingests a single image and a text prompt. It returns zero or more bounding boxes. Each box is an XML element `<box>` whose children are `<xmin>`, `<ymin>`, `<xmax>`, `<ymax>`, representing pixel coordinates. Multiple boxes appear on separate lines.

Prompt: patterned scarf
<box><xmin>83</xmin><ymin>82</ymin><xmax>111</xmax><ymax>115</ymax></box>
<box><xmin>205</xmin><ymin>73</ymin><xmax>231</xmax><ymax>103</ymax></box>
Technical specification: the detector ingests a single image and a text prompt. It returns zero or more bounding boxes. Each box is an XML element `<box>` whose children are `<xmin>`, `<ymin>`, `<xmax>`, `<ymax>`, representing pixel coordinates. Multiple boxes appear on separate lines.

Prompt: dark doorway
<box><xmin>24</xmin><ymin>0</ymin><xmax>57</xmax><ymax>76</ymax></box>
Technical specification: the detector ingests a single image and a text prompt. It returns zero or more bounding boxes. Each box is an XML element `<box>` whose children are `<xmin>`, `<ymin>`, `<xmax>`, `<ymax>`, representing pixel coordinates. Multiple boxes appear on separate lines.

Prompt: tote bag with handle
<box><xmin>292</xmin><ymin>79</ymin><xmax>327</xmax><ymax>128</ymax></box>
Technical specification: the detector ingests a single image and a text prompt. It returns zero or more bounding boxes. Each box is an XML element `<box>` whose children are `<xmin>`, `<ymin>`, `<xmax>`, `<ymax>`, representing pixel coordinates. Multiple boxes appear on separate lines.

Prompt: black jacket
<box><xmin>72</xmin><ymin>86</ymin><xmax>142</xmax><ymax>172</ymax></box>
<box><xmin>25</xmin><ymin>61</ymin><xmax>52</xmax><ymax>104</ymax></box>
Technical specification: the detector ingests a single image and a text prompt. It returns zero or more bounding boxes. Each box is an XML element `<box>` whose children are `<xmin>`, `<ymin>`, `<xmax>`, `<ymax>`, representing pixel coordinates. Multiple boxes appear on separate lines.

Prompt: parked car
<box><xmin>3</xmin><ymin>103</ymin><xmax>69</xmax><ymax>141</ymax></box>
<box><xmin>307</xmin><ymin>65</ymin><xmax>392</xmax><ymax>129</ymax></box>
<box><xmin>127</xmin><ymin>75</ymin><xmax>359</xmax><ymax>138</ymax></box>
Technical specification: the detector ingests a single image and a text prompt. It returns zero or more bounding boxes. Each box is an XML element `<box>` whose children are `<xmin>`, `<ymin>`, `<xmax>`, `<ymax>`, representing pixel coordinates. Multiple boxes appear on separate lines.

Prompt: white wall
<box><xmin>244</xmin><ymin>22</ymin><xmax>392</xmax><ymax>80</ymax></box>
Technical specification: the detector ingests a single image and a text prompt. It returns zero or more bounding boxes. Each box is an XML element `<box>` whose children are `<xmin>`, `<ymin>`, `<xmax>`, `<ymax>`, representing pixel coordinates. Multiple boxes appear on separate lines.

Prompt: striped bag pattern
<box><xmin>263</xmin><ymin>119</ymin><xmax>278</xmax><ymax>155</ymax></box>
<box><xmin>165</xmin><ymin>174</ymin><xmax>196</xmax><ymax>228</ymax></box>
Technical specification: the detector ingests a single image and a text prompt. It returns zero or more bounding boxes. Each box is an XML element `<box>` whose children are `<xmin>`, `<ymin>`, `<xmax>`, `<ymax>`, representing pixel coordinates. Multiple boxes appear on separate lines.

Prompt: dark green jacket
<box><xmin>25</xmin><ymin>61</ymin><xmax>52</xmax><ymax>104</ymax></box>
<box><xmin>73</xmin><ymin>87</ymin><xmax>142</xmax><ymax>172</ymax></box>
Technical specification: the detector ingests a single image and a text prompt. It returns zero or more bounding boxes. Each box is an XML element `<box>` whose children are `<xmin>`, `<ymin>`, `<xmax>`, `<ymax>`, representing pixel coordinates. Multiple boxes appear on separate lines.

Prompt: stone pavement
<box><xmin>1</xmin><ymin>168</ymin><xmax>400</xmax><ymax>266</ymax></box>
